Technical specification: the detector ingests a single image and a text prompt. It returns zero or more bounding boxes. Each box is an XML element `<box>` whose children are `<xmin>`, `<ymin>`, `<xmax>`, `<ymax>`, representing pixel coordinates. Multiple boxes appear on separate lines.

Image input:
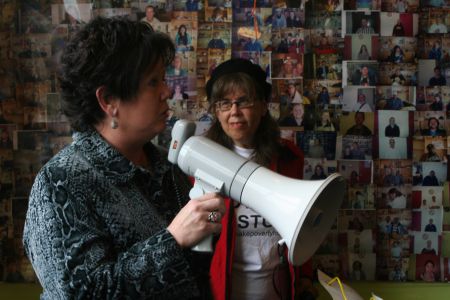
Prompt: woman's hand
<box><xmin>168</xmin><ymin>193</ymin><xmax>226</xmax><ymax>248</ymax></box>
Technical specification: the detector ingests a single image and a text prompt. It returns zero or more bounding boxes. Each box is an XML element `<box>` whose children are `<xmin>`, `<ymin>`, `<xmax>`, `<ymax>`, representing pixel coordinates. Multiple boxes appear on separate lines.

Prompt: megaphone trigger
<box><xmin>189</xmin><ymin>184</ymin><xmax>204</xmax><ymax>199</ymax></box>
<box><xmin>189</xmin><ymin>169</ymin><xmax>225</xmax><ymax>253</ymax></box>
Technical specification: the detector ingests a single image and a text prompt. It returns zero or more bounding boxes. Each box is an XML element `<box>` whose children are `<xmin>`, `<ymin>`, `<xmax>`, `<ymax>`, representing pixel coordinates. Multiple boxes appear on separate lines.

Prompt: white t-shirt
<box><xmin>231</xmin><ymin>145</ymin><xmax>286</xmax><ymax>300</ymax></box>
<box><xmin>353</xmin><ymin>102</ymin><xmax>372</xmax><ymax>112</ymax></box>
<box><xmin>290</xmin><ymin>91</ymin><xmax>303</xmax><ymax>104</ymax></box>
<box><xmin>388</xmin><ymin>195</ymin><xmax>406</xmax><ymax>209</ymax></box>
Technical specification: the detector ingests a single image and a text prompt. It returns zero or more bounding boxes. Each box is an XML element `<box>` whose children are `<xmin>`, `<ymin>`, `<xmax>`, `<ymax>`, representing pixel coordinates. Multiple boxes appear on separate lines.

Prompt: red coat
<box><xmin>209</xmin><ymin>139</ymin><xmax>313</xmax><ymax>300</ymax></box>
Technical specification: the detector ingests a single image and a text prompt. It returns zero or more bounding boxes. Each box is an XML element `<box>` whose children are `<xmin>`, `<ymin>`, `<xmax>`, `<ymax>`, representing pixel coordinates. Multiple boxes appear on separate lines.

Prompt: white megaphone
<box><xmin>168</xmin><ymin>120</ymin><xmax>345</xmax><ymax>266</ymax></box>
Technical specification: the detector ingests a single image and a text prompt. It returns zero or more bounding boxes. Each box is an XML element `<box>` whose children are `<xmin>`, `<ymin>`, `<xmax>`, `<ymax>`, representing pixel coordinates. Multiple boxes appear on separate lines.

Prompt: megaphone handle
<box><xmin>190</xmin><ymin>183</ymin><xmax>214</xmax><ymax>253</ymax></box>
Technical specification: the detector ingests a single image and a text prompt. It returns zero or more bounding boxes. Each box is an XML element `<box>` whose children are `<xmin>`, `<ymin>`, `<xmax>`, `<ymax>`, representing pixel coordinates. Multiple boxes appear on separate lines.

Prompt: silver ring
<box><xmin>207</xmin><ymin>211</ymin><xmax>219</xmax><ymax>223</ymax></box>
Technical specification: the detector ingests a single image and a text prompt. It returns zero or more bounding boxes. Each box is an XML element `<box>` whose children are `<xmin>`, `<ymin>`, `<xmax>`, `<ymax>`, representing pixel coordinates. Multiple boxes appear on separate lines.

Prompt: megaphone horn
<box><xmin>169</xmin><ymin>120</ymin><xmax>345</xmax><ymax>265</ymax></box>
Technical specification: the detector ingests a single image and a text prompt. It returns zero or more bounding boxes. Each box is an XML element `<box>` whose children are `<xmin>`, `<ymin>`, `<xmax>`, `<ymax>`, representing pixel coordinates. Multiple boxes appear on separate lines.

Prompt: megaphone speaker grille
<box><xmin>290</xmin><ymin>173</ymin><xmax>345</xmax><ymax>265</ymax></box>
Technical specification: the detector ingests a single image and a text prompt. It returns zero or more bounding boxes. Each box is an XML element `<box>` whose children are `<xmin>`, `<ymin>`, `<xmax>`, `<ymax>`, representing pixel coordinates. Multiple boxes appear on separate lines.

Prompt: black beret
<box><xmin>205</xmin><ymin>58</ymin><xmax>271</xmax><ymax>102</ymax></box>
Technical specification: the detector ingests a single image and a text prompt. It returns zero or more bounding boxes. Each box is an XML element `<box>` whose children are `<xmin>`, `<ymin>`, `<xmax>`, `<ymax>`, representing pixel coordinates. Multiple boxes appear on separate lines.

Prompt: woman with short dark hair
<box><xmin>23</xmin><ymin>17</ymin><xmax>225</xmax><ymax>299</ymax></box>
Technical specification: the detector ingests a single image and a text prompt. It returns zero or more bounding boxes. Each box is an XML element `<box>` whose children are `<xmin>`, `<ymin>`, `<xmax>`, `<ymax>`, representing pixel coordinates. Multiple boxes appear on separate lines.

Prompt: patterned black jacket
<box><xmin>23</xmin><ymin>129</ymin><xmax>202</xmax><ymax>299</ymax></box>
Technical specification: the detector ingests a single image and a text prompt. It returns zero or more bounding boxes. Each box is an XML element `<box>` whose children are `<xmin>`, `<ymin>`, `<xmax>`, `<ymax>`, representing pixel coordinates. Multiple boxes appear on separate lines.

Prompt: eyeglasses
<box><xmin>214</xmin><ymin>97</ymin><xmax>255</xmax><ymax>112</ymax></box>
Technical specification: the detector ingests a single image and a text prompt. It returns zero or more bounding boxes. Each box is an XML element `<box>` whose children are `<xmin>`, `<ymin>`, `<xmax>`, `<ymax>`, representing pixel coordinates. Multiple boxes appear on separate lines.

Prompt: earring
<box><xmin>110</xmin><ymin>108</ymin><xmax>118</xmax><ymax>129</ymax></box>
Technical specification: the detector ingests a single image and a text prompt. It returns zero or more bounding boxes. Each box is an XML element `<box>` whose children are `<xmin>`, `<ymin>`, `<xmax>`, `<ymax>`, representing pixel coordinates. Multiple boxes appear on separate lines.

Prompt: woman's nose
<box><xmin>161</xmin><ymin>83</ymin><xmax>171</xmax><ymax>101</ymax></box>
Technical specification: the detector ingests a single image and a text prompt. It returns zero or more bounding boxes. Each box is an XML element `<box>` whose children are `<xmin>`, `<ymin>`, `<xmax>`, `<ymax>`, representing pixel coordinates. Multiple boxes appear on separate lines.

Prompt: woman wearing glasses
<box><xmin>204</xmin><ymin>59</ymin><xmax>317</xmax><ymax>300</ymax></box>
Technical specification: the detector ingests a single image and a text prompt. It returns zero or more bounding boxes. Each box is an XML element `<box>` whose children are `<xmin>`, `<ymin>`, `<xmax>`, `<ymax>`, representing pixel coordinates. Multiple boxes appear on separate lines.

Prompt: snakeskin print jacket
<box><xmin>23</xmin><ymin>129</ymin><xmax>201</xmax><ymax>299</ymax></box>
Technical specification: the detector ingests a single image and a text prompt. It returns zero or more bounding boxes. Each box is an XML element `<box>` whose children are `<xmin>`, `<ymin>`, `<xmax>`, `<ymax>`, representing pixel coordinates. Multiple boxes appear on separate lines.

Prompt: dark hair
<box><xmin>424</xmin><ymin>260</ymin><xmax>435</xmax><ymax>267</ymax></box>
<box><xmin>390</xmin><ymin>45</ymin><xmax>403</xmax><ymax>59</ymax></box>
<box><xmin>59</xmin><ymin>16</ymin><xmax>175</xmax><ymax>132</ymax></box>
<box><xmin>178</xmin><ymin>24</ymin><xmax>187</xmax><ymax>35</ymax></box>
<box><xmin>205</xmin><ymin>72</ymin><xmax>280</xmax><ymax>166</ymax></box>
<box><xmin>352</xmin><ymin>260</ymin><xmax>362</xmax><ymax>269</ymax></box>
<box><xmin>428</xmin><ymin>117</ymin><xmax>439</xmax><ymax>128</ymax></box>
<box><xmin>355</xmin><ymin>111</ymin><xmax>365</xmax><ymax>119</ymax></box>
<box><xmin>359</xmin><ymin>44</ymin><xmax>367</xmax><ymax>53</ymax></box>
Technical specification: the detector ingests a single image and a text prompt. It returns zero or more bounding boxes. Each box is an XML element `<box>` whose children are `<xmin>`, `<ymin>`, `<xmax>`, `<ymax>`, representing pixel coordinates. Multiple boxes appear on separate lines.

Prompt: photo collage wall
<box><xmin>1</xmin><ymin>0</ymin><xmax>450</xmax><ymax>284</ymax></box>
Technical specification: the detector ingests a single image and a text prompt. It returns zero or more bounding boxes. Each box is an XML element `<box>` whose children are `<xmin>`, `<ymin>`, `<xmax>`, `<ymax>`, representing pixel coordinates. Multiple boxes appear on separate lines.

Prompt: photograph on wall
<box><xmin>414</xmin><ymin>111</ymin><xmax>447</xmax><ymax>136</ymax></box>
<box><xmin>419</xmin><ymin>163</ymin><xmax>446</xmax><ymax>186</ymax></box>
<box><xmin>337</xmin><ymin>159</ymin><xmax>372</xmax><ymax>186</ymax></box>
<box><xmin>205</xmin><ymin>6</ymin><xmax>232</xmax><ymax>22</ymax></box>
<box><xmin>345</xmin><ymin>0</ymin><xmax>380</xmax><ymax>10</ymax></box>
<box><xmin>385</xmin><ymin>258</ymin><xmax>409</xmax><ymax>282</ymax></box>
<box><xmin>414</xmin><ymin>253</ymin><xmax>441</xmax><ymax>282</ymax></box>
<box><xmin>412</xmin><ymin>231</ymin><xmax>439</xmax><ymax>255</ymax></box>
<box><xmin>339</xmin><ymin>111</ymin><xmax>374</xmax><ymax>137</ymax></box>
<box><xmin>388</xmin><ymin>237</ymin><xmax>410</xmax><ymax>259</ymax></box>
<box><xmin>271</xmin><ymin>53</ymin><xmax>304</xmax><ymax>79</ymax></box>
<box><xmin>416</xmin><ymin>86</ymin><xmax>450</xmax><ymax>111</ymax></box>
<box><xmin>342</xmin><ymin>60</ymin><xmax>379</xmax><ymax>87</ymax></box>
<box><xmin>378</xmin><ymin>136</ymin><xmax>409</xmax><ymax>159</ymax></box>
<box><xmin>375</xmin><ymin>159</ymin><xmax>412</xmax><ymax>187</ymax></box>
<box><xmin>272</xmin><ymin>78</ymin><xmax>305</xmax><ymax>120</ymax></box>
<box><xmin>375</xmin><ymin>85</ymin><xmax>416</xmax><ymax>110</ymax></box>
<box><xmin>421</xmin><ymin>36</ymin><xmax>450</xmax><ymax>63</ymax></box>
<box><xmin>420</xmin><ymin>136</ymin><xmax>447</xmax><ymax>162</ymax></box>
<box><xmin>343</xmin><ymin>35</ymin><xmax>379</xmax><ymax>61</ymax></box>
<box><xmin>346</xmin><ymin>184</ymin><xmax>376</xmax><ymax>209</ymax></box>
<box><xmin>314</xmin><ymin>53</ymin><xmax>342</xmax><ymax>81</ymax></box>
<box><xmin>16</xmin><ymin>5</ymin><xmax>53</xmax><ymax>35</ymax></box>
<box><xmin>378</xmin><ymin>36</ymin><xmax>417</xmax><ymax>64</ymax></box>
<box><xmin>342</xmin><ymin>86</ymin><xmax>375</xmax><ymax>112</ymax></box>
<box><xmin>378</xmin><ymin>110</ymin><xmax>411</xmax><ymax>138</ymax></box>
<box><xmin>271</xmin><ymin>28</ymin><xmax>306</xmax><ymax>55</ymax></box>
<box><xmin>278</xmin><ymin>103</ymin><xmax>306</xmax><ymax>128</ymax></box>
<box><xmin>343</xmin><ymin>11</ymin><xmax>380</xmax><ymax>36</ymax></box>
<box><xmin>198</xmin><ymin>22</ymin><xmax>231</xmax><ymax>50</ymax></box>
<box><xmin>303</xmin><ymin>79</ymin><xmax>343</xmax><ymax>107</ymax></box>
<box><xmin>231</xmin><ymin>26</ymin><xmax>270</xmax><ymax>53</ymax></box>
<box><xmin>381</xmin><ymin>0</ymin><xmax>420</xmax><ymax>12</ymax></box>
<box><xmin>377</xmin><ymin>209</ymin><xmax>412</xmax><ymax>240</ymax></box>
<box><xmin>417</xmin><ymin>59</ymin><xmax>448</xmax><ymax>87</ymax></box>
<box><xmin>376</xmin><ymin>185</ymin><xmax>412</xmax><ymax>209</ymax></box>
<box><xmin>379</xmin><ymin>12</ymin><xmax>419</xmax><ymax>37</ymax></box>
<box><xmin>421</xmin><ymin>208</ymin><xmax>443</xmax><ymax>234</ymax></box>
<box><xmin>347</xmin><ymin>229</ymin><xmax>375</xmax><ymax>256</ymax></box>
<box><xmin>51</xmin><ymin>3</ymin><xmax>93</xmax><ymax>26</ymax></box>
<box><xmin>314</xmin><ymin>110</ymin><xmax>340</xmax><ymax>133</ymax></box>
<box><xmin>347</xmin><ymin>252</ymin><xmax>377</xmax><ymax>280</ymax></box>
<box><xmin>232</xmin><ymin>7</ymin><xmax>271</xmax><ymax>27</ymax></box>
<box><xmin>423</xmin><ymin>8</ymin><xmax>450</xmax><ymax>35</ymax></box>
<box><xmin>303</xmin><ymin>157</ymin><xmax>337</xmax><ymax>180</ymax></box>
<box><xmin>169</xmin><ymin>21</ymin><xmax>198</xmax><ymax>53</ymax></box>
<box><xmin>297</xmin><ymin>131</ymin><xmax>337</xmax><ymax>160</ymax></box>
<box><xmin>338</xmin><ymin>209</ymin><xmax>377</xmax><ymax>232</ymax></box>
<box><xmin>378</xmin><ymin>62</ymin><xmax>417</xmax><ymax>86</ymax></box>
<box><xmin>306</xmin><ymin>27</ymin><xmax>343</xmax><ymax>55</ymax></box>
<box><xmin>171</xmin><ymin>0</ymin><xmax>203</xmax><ymax>11</ymax></box>
<box><xmin>413</xmin><ymin>185</ymin><xmax>444</xmax><ymax>211</ymax></box>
